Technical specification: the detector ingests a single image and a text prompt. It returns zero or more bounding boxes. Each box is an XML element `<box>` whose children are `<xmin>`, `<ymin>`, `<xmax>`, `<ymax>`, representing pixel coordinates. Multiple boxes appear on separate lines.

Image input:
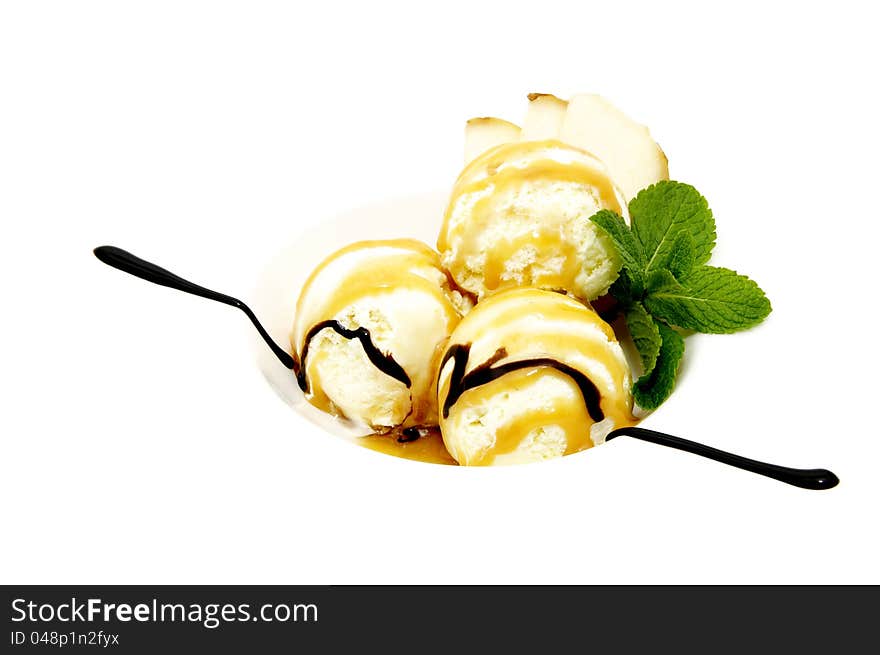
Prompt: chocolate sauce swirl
<box><xmin>606</xmin><ymin>427</ymin><xmax>839</xmax><ymax>490</ymax></box>
<box><xmin>297</xmin><ymin>320</ymin><xmax>411</xmax><ymax>392</ymax></box>
<box><xmin>93</xmin><ymin>246</ymin><xmax>297</xmax><ymax>370</ymax></box>
<box><xmin>440</xmin><ymin>343</ymin><xmax>604</xmax><ymax>422</ymax></box>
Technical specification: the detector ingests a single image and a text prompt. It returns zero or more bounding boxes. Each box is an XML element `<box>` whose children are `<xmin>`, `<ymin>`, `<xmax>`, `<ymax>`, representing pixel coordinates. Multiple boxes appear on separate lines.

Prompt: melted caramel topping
<box><xmin>297</xmin><ymin>239</ymin><xmax>443</xmax><ymax>313</ymax></box>
<box><xmin>357</xmin><ymin>429</ymin><xmax>458</xmax><ymax>465</ymax></box>
<box><xmin>479</xmin><ymin>230</ymin><xmax>580</xmax><ymax>292</ymax></box>
<box><xmin>294</xmin><ymin>239</ymin><xmax>459</xmax><ymax>352</ymax></box>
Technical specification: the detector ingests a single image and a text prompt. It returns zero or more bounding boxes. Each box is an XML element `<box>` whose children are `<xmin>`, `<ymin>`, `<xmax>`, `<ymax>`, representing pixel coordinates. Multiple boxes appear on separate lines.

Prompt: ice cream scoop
<box><xmin>437</xmin><ymin>288</ymin><xmax>635</xmax><ymax>465</ymax></box>
<box><xmin>291</xmin><ymin>239</ymin><xmax>470</xmax><ymax>431</ymax></box>
<box><xmin>438</xmin><ymin>140</ymin><xmax>629</xmax><ymax>302</ymax></box>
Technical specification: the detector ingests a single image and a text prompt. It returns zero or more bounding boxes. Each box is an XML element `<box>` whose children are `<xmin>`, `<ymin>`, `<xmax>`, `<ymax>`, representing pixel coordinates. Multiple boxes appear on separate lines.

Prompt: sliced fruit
<box><xmin>464</xmin><ymin>117</ymin><xmax>520</xmax><ymax>165</ymax></box>
<box><xmin>560</xmin><ymin>94</ymin><xmax>669</xmax><ymax>201</ymax></box>
<box><xmin>520</xmin><ymin>92</ymin><xmax>568</xmax><ymax>141</ymax></box>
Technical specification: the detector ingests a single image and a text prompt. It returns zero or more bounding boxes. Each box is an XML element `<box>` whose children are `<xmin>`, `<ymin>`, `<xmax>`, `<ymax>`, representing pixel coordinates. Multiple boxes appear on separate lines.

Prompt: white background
<box><xmin>1</xmin><ymin>1</ymin><xmax>878</xmax><ymax>584</ymax></box>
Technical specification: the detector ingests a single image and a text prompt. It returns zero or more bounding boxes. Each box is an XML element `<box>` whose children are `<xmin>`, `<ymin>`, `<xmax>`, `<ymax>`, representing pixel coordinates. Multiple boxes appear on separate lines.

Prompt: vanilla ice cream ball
<box><xmin>292</xmin><ymin>239</ymin><xmax>471</xmax><ymax>431</ymax></box>
<box><xmin>438</xmin><ymin>140</ymin><xmax>629</xmax><ymax>301</ymax></box>
<box><xmin>437</xmin><ymin>288</ymin><xmax>636</xmax><ymax>465</ymax></box>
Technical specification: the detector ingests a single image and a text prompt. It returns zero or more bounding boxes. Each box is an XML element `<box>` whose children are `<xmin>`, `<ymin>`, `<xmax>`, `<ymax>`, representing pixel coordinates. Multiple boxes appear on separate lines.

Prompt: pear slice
<box><xmin>560</xmin><ymin>94</ymin><xmax>668</xmax><ymax>201</ymax></box>
<box><xmin>520</xmin><ymin>92</ymin><xmax>568</xmax><ymax>141</ymax></box>
<box><xmin>464</xmin><ymin>117</ymin><xmax>520</xmax><ymax>165</ymax></box>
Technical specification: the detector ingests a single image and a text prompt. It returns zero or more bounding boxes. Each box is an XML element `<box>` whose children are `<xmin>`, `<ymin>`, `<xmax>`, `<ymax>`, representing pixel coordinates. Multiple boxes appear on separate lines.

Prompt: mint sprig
<box><xmin>590</xmin><ymin>181</ymin><xmax>771</xmax><ymax>409</ymax></box>
<box><xmin>633</xmin><ymin>321</ymin><xmax>685</xmax><ymax>410</ymax></box>
<box><xmin>645</xmin><ymin>266</ymin><xmax>772</xmax><ymax>334</ymax></box>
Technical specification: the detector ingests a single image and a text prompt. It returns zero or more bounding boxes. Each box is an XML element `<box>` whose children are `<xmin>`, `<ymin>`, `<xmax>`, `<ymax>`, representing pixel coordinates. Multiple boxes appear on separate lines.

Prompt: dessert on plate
<box><xmin>99</xmin><ymin>92</ymin><xmax>840</xmax><ymax>488</ymax></box>
<box><xmin>284</xmin><ymin>91</ymin><xmax>769</xmax><ymax>466</ymax></box>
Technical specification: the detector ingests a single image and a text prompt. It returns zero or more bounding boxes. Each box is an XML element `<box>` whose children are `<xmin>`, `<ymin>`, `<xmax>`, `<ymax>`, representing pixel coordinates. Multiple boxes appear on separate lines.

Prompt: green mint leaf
<box><xmin>643</xmin><ymin>230</ymin><xmax>695</xmax><ymax>280</ymax></box>
<box><xmin>629</xmin><ymin>181</ymin><xmax>717</xmax><ymax>271</ymax></box>
<box><xmin>667</xmin><ymin>230</ymin><xmax>695</xmax><ymax>279</ymax></box>
<box><xmin>589</xmin><ymin>209</ymin><xmax>646</xmax><ymax>295</ymax></box>
<box><xmin>633</xmin><ymin>321</ymin><xmax>685</xmax><ymax>410</ymax></box>
<box><xmin>644</xmin><ymin>266</ymin><xmax>772</xmax><ymax>333</ymax></box>
<box><xmin>625</xmin><ymin>302</ymin><xmax>661</xmax><ymax>375</ymax></box>
<box><xmin>645</xmin><ymin>268</ymin><xmax>683</xmax><ymax>295</ymax></box>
